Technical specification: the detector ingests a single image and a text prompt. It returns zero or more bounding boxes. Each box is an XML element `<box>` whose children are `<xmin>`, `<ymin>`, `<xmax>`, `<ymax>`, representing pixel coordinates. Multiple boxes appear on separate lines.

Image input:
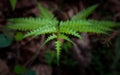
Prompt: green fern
<box><xmin>6</xmin><ymin>3</ymin><xmax>119</xmax><ymax>65</ymax></box>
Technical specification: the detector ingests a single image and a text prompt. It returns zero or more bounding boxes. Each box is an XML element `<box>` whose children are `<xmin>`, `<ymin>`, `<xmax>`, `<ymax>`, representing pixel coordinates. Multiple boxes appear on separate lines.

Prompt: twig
<box><xmin>24</xmin><ymin>35</ymin><xmax>45</xmax><ymax>67</ymax></box>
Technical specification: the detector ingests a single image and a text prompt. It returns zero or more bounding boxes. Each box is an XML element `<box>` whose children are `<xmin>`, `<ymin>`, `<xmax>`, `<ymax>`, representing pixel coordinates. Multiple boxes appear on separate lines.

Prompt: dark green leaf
<box><xmin>0</xmin><ymin>33</ymin><xmax>12</xmax><ymax>48</ymax></box>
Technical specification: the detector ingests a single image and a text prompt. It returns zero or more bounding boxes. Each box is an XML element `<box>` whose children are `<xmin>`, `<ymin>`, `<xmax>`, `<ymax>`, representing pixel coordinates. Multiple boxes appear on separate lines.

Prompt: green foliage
<box><xmin>7</xmin><ymin>3</ymin><xmax>119</xmax><ymax>65</ymax></box>
<box><xmin>14</xmin><ymin>65</ymin><xmax>36</xmax><ymax>75</ymax></box>
<box><xmin>14</xmin><ymin>65</ymin><xmax>26</xmax><ymax>74</ymax></box>
<box><xmin>9</xmin><ymin>0</ymin><xmax>17</xmax><ymax>10</ymax></box>
<box><xmin>15</xmin><ymin>32</ymin><xmax>24</xmax><ymax>41</ymax></box>
<box><xmin>8</xmin><ymin>18</ymin><xmax>58</xmax><ymax>31</ymax></box>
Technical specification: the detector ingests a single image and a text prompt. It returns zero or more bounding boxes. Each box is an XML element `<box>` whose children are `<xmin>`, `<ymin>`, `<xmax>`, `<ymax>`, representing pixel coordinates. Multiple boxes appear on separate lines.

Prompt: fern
<box><xmin>6</xmin><ymin>3</ymin><xmax>119</xmax><ymax>65</ymax></box>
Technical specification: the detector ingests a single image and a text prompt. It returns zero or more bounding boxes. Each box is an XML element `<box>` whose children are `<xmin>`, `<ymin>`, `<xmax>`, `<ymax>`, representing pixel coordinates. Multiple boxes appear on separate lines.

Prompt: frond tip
<box><xmin>55</xmin><ymin>41</ymin><xmax>62</xmax><ymax>65</ymax></box>
<box><xmin>71</xmin><ymin>4</ymin><xmax>99</xmax><ymax>20</ymax></box>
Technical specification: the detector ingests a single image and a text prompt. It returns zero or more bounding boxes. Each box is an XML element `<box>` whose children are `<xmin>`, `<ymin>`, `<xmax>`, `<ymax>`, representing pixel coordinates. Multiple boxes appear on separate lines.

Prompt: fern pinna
<box><xmin>7</xmin><ymin>3</ymin><xmax>119</xmax><ymax>65</ymax></box>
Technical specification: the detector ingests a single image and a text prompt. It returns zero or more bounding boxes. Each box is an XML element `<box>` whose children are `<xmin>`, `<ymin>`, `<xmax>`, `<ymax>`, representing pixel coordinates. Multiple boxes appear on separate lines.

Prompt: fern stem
<box><xmin>56</xmin><ymin>23</ymin><xmax>61</xmax><ymax>65</ymax></box>
<box><xmin>24</xmin><ymin>35</ymin><xmax>45</xmax><ymax>67</ymax></box>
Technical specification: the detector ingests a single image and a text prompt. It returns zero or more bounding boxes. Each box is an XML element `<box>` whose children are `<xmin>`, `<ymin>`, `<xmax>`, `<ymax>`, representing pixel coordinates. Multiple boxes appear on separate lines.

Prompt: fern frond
<box><xmin>60</xmin><ymin>27</ymin><xmax>82</xmax><ymax>39</ymax></box>
<box><xmin>7</xmin><ymin>18</ymin><xmax>58</xmax><ymax>31</ymax></box>
<box><xmin>79</xmin><ymin>20</ymin><xmax>117</xmax><ymax>33</ymax></box>
<box><xmin>71</xmin><ymin>4</ymin><xmax>98</xmax><ymax>20</ymax></box>
<box><xmin>24</xmin><ymin>26</ymin><xmax>57</xmax><ymax>38</ymax></box>
<box><xmin>60</xmin><ymin>20</ymin><xmax>113</xmax><ymax>34</ymax></box>
<box><xmin>58</xmin><ymin>34</ymin><xmax>74</xmax><ymax>44</ymax></box>
<box><xmin>60</xmin><ymin>20</ymin><xmax>91</xmax><ymax>28</ymax></box>
<box><xmin>55</xmin><ymin>41</ymin><xmax>62</xmax><ymax>65</ymax></box>
<box><xmin>79</xmin><ymin>25</ymin><xmax>109</xmax><ymax>34</ymax></box>
<box><xmin>37</xmin><ymin>3</ymin><xmax>55</xmax><ymax>19</ymax></box>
